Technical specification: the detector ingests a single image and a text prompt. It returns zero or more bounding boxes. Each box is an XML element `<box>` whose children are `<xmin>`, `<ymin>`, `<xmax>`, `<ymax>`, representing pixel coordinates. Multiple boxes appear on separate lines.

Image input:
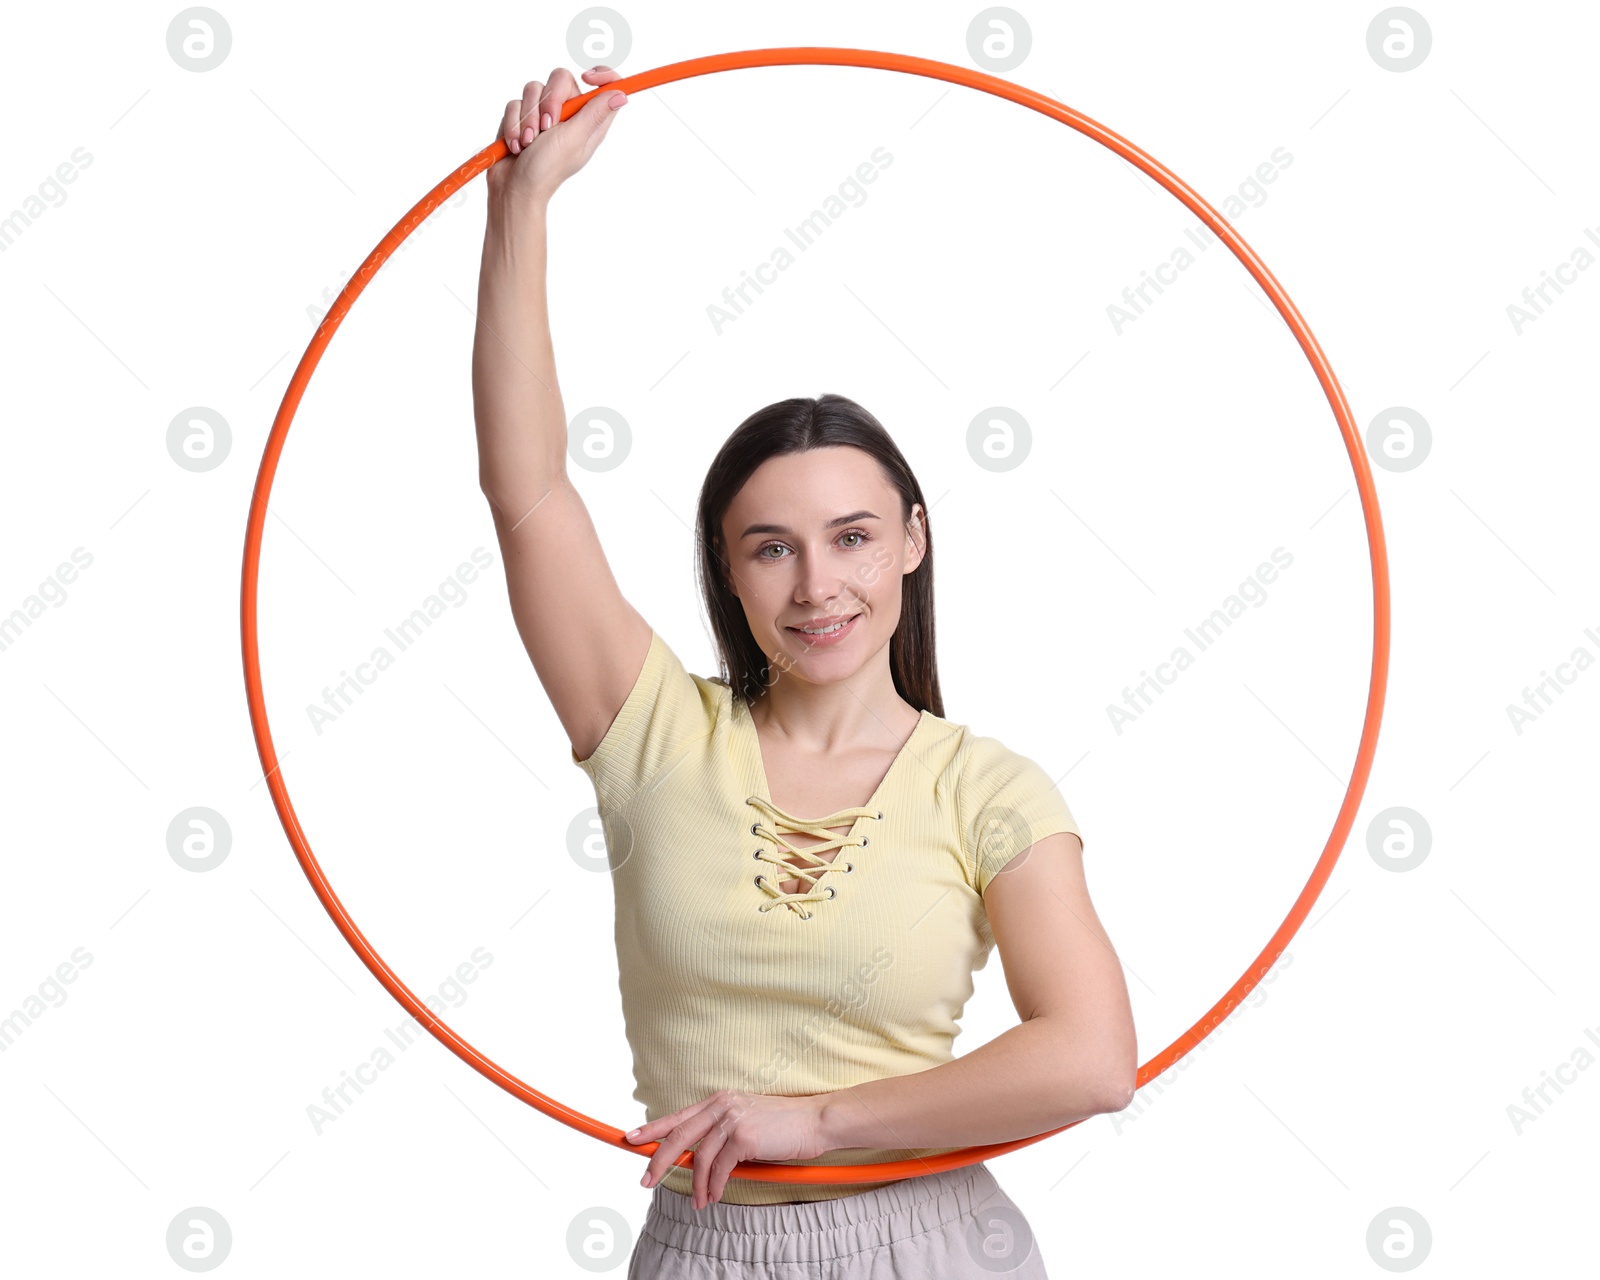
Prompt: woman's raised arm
<box><xmin>472</xmin><ymin>66</ymin><xmax>647</xmax><ymax>762</ymax></box>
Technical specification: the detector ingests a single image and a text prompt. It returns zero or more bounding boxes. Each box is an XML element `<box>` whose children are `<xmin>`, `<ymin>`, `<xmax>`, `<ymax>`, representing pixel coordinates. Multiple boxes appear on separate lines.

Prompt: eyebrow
<box><xmin>740</xmin><ymin>509</ymin><xmax>880</xmax><ymax>539</ymax></box>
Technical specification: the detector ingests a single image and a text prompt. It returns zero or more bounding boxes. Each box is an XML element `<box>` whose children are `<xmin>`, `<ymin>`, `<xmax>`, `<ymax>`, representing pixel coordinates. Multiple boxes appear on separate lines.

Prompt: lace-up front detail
<box><xmin>746</xmin><ymin>795</ymin><xmax>883</xmax><ymax>920</ymax></box>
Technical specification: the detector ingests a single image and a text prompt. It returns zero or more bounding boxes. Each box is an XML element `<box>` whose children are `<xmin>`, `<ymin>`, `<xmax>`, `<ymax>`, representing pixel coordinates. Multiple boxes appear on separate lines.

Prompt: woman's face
<box><xmin>719</xmin><ymin>446</ymin><xmax>925</xmax><ymax>690</ymax></box>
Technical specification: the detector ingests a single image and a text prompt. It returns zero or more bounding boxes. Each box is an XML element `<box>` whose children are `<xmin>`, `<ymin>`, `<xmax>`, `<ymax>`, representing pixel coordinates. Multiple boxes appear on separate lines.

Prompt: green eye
<box><xmin>757</xmin><ymin>531</ymin><xmax>868</xmax><ymax>558</ymax></box>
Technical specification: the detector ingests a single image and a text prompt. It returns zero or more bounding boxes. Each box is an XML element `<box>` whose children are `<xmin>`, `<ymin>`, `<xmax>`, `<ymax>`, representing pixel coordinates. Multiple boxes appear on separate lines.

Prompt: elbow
<box><xmin>1096</xmin><ymin>1072</ymin><xmax>1138</xmax><ymax>1116</ymax></box>
<box><xmin>1049</xmin><ymin>1069</ymin><xmax>1133</xmax><ymax>1128</ymax></box>
<box><xmin>1048</xmin><ymin>1062</ymin><xmax>1136</xmax><ymax>1124</ymax></box>
<box><xmin>1085</xmin><ymin>1050</ymin><xmax>1138</xmax><ymax>1117</ymax></box>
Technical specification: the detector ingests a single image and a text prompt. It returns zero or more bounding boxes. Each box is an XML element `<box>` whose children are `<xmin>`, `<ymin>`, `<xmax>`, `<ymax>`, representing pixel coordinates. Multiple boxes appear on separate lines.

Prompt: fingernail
<box><xmin>609</xmin><ymin>91</ymin><xmax>627</xmax><ymax>109</ymax></box>
<box><xmin>522</xmin><ymin>126</ymin><xmax>533</xmax><ymax>144</ymax></box>
<box><xmin>640</xmin><ymin>1171</ymin><xmax>651</xmax><ymax>1187</ymax></box>
<box><xmin>626</xmin><ymin>1128</ymin><xmax>641</xmax><ymax>1141</ymax></box>
<box><xmin>542</xmin><ymin>112</ymin><xmax>551</xmax><ymax>130</ymax></box>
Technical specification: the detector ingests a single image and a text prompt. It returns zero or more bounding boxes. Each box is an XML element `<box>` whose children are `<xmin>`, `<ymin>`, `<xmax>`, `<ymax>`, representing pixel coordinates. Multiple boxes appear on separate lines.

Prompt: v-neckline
<box><xmin>740</xmin><ymin>697</ymin><xmax>930</xmax><ymax>826</ymax></box>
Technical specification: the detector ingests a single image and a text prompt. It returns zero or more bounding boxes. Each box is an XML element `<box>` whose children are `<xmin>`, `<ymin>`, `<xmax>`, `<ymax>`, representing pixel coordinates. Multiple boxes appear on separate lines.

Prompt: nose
<box><xmin>795</xmin><ymin>547</ymin><xmax>860</xmax><ymax>614</ymax></box>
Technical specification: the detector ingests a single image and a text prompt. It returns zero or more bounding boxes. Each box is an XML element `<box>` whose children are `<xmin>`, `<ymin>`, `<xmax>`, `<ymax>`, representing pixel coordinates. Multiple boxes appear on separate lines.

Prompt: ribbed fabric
<box><xmin>571</xmin><ymin>629</ymin><xmax>1083</xmax><ymax>1205</ymax></box>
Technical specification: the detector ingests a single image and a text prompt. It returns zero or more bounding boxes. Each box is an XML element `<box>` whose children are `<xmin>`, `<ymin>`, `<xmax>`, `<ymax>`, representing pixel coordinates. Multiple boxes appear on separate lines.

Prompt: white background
<box><xmin>1</xmin><ymin>0</ymin><xmax>1594</xmax><ymax>1274</ymax></box>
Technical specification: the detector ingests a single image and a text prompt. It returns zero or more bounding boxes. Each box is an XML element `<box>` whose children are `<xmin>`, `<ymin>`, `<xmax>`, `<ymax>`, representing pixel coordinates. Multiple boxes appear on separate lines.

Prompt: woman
<box><xmin>475</xmin><ymin>65</ymin><xmax>1138</xmax><ymax>1279</ymax></box>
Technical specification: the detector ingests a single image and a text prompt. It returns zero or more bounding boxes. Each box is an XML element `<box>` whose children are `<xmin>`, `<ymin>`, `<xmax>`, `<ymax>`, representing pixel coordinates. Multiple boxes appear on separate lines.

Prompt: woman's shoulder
<box><xmin>919</xmin><ymin>705</ymin><xmax>1034</xmax><ymax>773</ymax></box>
<box><xmin>571</xmin><ymin>627</ymin><xmax>729</xmax><ymax>809</ymax></box>
<box><xmin>643</xmin><ymin>628</ymin><xmax>741</xmax><ymax>730</ymax></box>
<box><xmin>939</xmin><ymin>714</ymin><xmax>1069</xmax><ymax>818</ymax></box>
<box><xmin>941</xmin><ymin>715</ymin><xmax>1085</xmax><ymax>883</ymax></box>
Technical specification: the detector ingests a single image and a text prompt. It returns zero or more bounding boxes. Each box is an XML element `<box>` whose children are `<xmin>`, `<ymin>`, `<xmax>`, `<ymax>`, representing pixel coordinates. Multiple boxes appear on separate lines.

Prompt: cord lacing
<box><xmin>745</xmin><ymin>795</ymin><xmax>883</xmax><ymax>919</ymax></box>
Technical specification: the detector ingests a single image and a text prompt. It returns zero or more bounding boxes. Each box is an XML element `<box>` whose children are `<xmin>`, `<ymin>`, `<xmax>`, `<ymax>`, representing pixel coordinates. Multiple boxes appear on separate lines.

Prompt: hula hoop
<box><xmin>241</xmin><ymin>47</ymin><xmax>1390</xmax><ymax>1187</ymax></box>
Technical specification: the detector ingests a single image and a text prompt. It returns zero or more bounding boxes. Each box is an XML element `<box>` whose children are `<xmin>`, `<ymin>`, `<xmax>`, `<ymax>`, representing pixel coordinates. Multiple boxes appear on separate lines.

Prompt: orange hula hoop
<box><xmin>240</xmin><ymin>47</ymin><xmax>1390</xmax><ymax>1187</ymax></box>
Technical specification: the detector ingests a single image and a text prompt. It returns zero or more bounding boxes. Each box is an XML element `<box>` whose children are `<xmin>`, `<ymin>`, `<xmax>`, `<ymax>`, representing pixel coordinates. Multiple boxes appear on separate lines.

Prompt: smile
<box><xmin>786</xmin><ymin>614</ymin><xmax>861</xmax><ymax>645</ymax></box>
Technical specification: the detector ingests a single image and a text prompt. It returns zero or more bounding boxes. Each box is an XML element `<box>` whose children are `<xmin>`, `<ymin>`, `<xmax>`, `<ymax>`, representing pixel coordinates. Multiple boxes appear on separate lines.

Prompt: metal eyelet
<box><xmin>875</xmin><ymin>811</ymin><xmax>883</xmax><ymax>820</ymax></box>
<box><xmin>752</xmin><ymin>849</ymin><xmax>763</xmax><ymax>859</ymax></box>
<box><xmin>859</xmin><ymin>836</ymin><xmax>869</xmax><ymax>847</ymax></box>
<box><xmin>754</xmin><ymin>874</ymin><xmax>764</xmax><ymax>887</ymax></box>
<box><xmin>750</xmin><ymin>821</ymin><xmax>760</xmax><ymax>835</ymax></box>
<box><xmin>843</xmin><ymin>863</ymin><xmax>854</xmax><ymax>873</ymax></box>
<box><xmin>825</xmin><ymin>886</ymin><xmax>836</xmax><ymax>899</ymax></box>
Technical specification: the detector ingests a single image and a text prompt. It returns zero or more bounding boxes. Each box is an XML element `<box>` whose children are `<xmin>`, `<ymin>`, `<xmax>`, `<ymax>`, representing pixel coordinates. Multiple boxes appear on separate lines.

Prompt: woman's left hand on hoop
<box><xmin>624</xmin><ymin>1089</ymin><xmax>830</xmax><ymax>1210</ymax></box>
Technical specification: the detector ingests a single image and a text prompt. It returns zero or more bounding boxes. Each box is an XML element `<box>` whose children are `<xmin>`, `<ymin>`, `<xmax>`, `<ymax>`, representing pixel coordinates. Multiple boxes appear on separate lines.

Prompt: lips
<box><xmin>785</xmin><ymin>613</ymin><xmax>862</xmax><ymax>646</ymax></box>
<box><xmin>787</xmin><ymin>614</ymin><xmax>858</xmax><ymax>634</ymax></box>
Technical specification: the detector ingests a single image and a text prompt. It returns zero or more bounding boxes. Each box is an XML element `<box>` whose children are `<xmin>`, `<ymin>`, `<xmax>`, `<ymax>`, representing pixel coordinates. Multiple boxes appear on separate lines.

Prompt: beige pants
<box><xmin>626</xmin><ymin>1162</ymin><xmax>1050</xmax><ymax>1278</ymax></box>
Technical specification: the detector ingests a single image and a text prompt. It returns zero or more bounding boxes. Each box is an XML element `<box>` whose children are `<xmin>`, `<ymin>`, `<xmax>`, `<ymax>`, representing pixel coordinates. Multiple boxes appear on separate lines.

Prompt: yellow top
<box><xmin>571</xmin><ymin>628</ymin><xmax>1084</xmax><ymax>1203</ymax></box>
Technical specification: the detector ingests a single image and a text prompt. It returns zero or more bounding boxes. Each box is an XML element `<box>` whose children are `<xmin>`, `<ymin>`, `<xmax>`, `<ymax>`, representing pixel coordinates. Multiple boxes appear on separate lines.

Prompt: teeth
<box><xmin>797</xmin><ymin>618</ymin><xmax>852</xmax><ymax>635</ymax></box>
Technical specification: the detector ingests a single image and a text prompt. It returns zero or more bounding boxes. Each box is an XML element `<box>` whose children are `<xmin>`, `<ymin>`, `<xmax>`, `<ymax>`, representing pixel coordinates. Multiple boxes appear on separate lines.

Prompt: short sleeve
<box><xmin>957</xmin><ymin>734</ymin><xmax>1084</xmax><ymax>895</ymax></box>
<box><xmin>570</xmin><ymin>629</ymin><xmax>715</xmax><ymax>812</ymax></box>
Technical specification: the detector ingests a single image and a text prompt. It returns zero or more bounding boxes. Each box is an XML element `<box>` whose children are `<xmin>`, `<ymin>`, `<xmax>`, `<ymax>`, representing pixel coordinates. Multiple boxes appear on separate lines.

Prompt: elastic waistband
<box><xmin>640</xmin><ymin>1162</ymin><xmax>1002</xmax><ymax>1264</ymax></box>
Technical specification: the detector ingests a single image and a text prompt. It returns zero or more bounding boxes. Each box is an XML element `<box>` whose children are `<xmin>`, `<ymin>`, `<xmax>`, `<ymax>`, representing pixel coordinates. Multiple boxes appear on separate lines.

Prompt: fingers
<box><xmin>690</xmin><ymin>1112</ymin><xmax>717</xmax><ymax>1207</ymax></box>
<box><xmin>502</xmin><ymin>66</ymin><xmax>624</xmax><ymax>159</ymax></box>
<box><xmin>633</xmin><ymin>1097</ymin><xmax>711</xmax><ymax>1144</ymax></box>
<box><xmin>500</xmin><ymin>99</ymin><xmax>522</xmax><ymax>152</ymax></box>
<box><xmin>643</xmin><ymin>1111</ymin><xmax>712</xmax><ymax>1187</ymax></box>
<box><xmin>538</xmin><ymin>65</ymin><xmax>581</xmax><ymax>130</ymax></box>
<box><xmin>644</xmin><ymin>1108</ymin><xmax>720</xmax><ymax>1192</ymax></box>
<box><xmin>515</xmin><ymin>78</ymin><xmax>546</xmax><ymax>151</ymax></box>
<box><xmin>570</xmin><ymin>76</ymin><xmax>628</xmax><ymax>143</ymax></box>
<box><xmin>694</xmin><ymin>1113</ymin><xmax>742</xmax><ymax>1209</ymax></box>
<box><xmin>705</xmin><ymin>1134</ymin><xmax>747</xmax><ymax>1208</ymax></box>
<box><xmin>630</xmin><ymin>1096</ymin><xmax>750</xmax><ymax>1209</ymax></box>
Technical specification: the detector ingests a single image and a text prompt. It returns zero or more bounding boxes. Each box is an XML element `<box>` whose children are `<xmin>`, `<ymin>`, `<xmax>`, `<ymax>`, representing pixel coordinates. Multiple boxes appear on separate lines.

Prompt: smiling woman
<box><xmin>552</xmin><ymin>398</ymin><xmax>1130</xmax><ymax>1243</ymax></box>
<box><xmin>465</xmin><ymin>58</ymin><xmax>1135</xmax><ymax>1277</ymax></box>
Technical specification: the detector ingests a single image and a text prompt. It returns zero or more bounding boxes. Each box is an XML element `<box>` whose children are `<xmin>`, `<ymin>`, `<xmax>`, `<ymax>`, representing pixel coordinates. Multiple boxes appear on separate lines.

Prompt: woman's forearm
<box><xmin>472</xmin><ymin>195</ymin><xmax>568</xmax><ymax>526</ymax></box>
<box><xmin>817</xmin><ymin>1017</ymin><xmax>1130</xmax><ymax>1152</ymax></box>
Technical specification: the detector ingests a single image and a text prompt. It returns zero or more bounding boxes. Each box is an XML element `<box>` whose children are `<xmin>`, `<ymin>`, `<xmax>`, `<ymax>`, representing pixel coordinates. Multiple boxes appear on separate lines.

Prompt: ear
<box><xmin>903</xmin><ymin>504</ymin><xmax>927</xmax><ymax>573</ymax></box>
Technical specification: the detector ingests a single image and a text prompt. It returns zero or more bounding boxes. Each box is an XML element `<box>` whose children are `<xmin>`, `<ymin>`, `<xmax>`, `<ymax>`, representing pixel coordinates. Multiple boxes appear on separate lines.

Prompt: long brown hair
<box><xmin>695</xmin><ymin>393</ymin><xmax>944</xmax><ymax>717</ymax></box>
